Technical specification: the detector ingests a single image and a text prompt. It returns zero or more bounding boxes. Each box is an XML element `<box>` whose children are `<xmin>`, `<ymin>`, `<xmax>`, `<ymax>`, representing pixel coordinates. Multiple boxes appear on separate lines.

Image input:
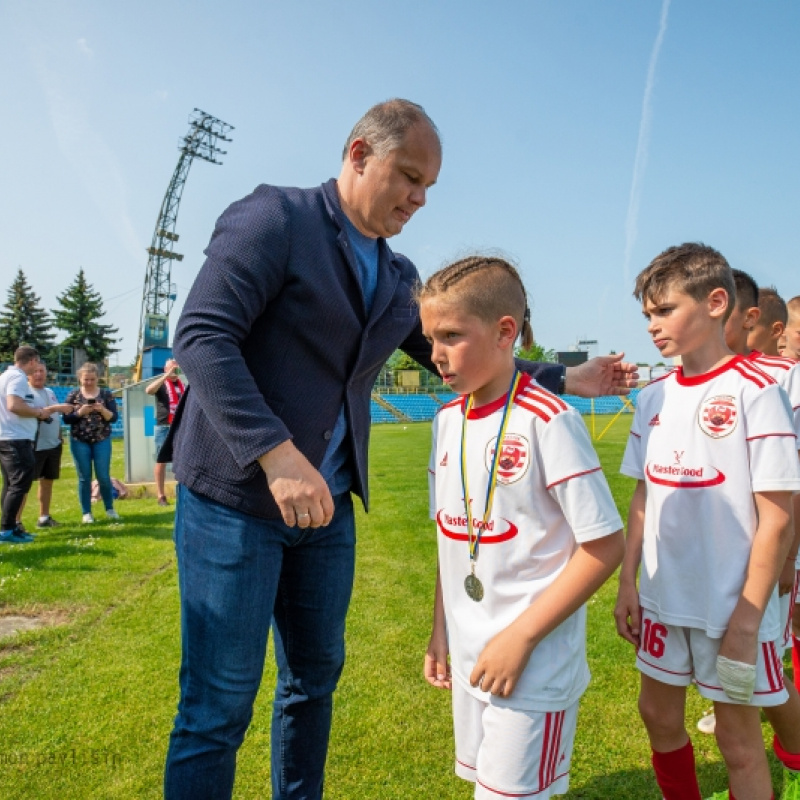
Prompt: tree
<box><xmin>52</xmin><ymin>268</ymin><xmax>119</xmax><ymax>363</ymax></box>
<box><xmin>0</xmin><ymin>268</ymin><xmax>55</xmax><ymax>363</ymax></box>
<box><xmin>516</xmin><ymin>341</ymin><xmax>556</xmax><ymax>363</ymax></box>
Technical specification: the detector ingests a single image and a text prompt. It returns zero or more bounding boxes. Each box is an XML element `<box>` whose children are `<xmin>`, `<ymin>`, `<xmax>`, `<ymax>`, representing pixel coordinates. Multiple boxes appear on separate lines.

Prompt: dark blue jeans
<box><xmin>69</xmin><ymin>436</ymin><xmax>113</xmax><ymax>514</ymax></box>
<box><xmin>164</xmin><ymin>485</ymin><xmax>356</xmax><ymax>800</ymax></box>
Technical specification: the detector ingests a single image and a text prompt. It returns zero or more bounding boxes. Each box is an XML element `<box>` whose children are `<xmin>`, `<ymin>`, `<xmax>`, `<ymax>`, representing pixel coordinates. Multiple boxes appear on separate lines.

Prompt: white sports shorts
<box><xmin>635</xmin><ymin>607</ymin><xmax>788</xmax><ymax>707</ymax></box>
<box><xmin>452</xmin><ymin>680</ymin><xmax>578</xmax><ymax>799</ymax></box>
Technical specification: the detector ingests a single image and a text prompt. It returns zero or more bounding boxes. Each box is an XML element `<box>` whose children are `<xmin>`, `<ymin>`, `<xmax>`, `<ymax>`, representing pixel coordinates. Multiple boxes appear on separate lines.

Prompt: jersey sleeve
<box><xmin>783</xmin><ymin>364</ymin><xmax>800</xmax><ymax>441</ymax></box>
<box><xmin>428</xmin><ymin>416</ymin><xmax>439</xmax><ymax>521</ymax></box>
<box><xmin>539</xmin><ymin>409</ymin><xmax>623</xmax><ymax>543</ymax></box>
<box><xmin>620</xmin><ymin>404</ymin><xmax>645</xmax><ymax>480</ymax></box>
<box><xmin>4</xmin><ymin>371</ymin><xmax>29</xmax><ymax>400</ymax></box>
<box><xmin>747</xmin><ymin>383</ymin><xmax>800</xmax><ymax>492</ymax></box>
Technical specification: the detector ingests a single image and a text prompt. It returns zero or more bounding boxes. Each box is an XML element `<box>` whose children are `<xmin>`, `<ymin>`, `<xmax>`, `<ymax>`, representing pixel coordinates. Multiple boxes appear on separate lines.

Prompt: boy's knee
<box><xmin>638</xmin><ymin>690</ymin><xmax>684</xmax><ymax>737</ymax></box>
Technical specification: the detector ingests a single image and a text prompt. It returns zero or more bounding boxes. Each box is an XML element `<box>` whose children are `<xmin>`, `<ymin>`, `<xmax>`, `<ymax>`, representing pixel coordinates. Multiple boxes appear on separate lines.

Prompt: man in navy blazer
<box><xmin>163</xmin><ymin>99</ymin><xmax>636</xmax><ymax>800</ymax></box>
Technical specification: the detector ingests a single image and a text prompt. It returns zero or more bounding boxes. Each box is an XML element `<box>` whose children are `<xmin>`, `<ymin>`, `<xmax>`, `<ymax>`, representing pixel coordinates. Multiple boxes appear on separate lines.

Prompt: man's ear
<box><xmin>348</xmin><ymin>138</ymin><xmax>370</xmax><ymax>175</ymax></box>
<box><xmin>771</xmin><ymin>320</ymin><xmax>785</xmax><ymax>341</ymax></box>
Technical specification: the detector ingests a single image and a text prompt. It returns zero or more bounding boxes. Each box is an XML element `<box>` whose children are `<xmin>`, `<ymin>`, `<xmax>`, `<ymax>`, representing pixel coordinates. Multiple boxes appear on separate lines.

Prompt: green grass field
<box><xmin>0</xmin><ymin>416</ymin><xmax>791</xmax><ymax>798</ymax></box>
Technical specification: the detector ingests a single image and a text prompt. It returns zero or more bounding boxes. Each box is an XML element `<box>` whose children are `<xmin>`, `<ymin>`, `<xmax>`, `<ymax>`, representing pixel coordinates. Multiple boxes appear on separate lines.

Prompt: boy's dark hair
<box><xmin>14</xmin><ymin>345</ymin><xmax>40</xmax><ymax>365</ymax></box>
<box><xmin>634</xmin><ymin>243</ymin><xmax>735</xmax><ymax>321</ymax></box>
<box><xmin>757</xmin><ymin>287</ymin><xmax>787</xmax><ymax>327</ymax></box>
<box><xmin>416</xmin><ymin>255</ymin><xmax>534</xmax><ymax>349</ymax></box>
<box><xmin>731</xmin><ymin>269</ymin><xmax>759</xmax><ymax>311</ymax></box>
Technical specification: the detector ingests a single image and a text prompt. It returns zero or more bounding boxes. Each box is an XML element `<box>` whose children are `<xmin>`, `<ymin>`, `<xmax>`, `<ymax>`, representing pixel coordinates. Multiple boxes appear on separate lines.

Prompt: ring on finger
<box><xmin>297</xmin><ymin>511</ymin><xmax>310</xmax><ymax>519</ymax></box>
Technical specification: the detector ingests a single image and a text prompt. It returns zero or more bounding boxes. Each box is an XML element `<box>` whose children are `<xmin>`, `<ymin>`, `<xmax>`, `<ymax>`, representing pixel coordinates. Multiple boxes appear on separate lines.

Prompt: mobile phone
<box><xmin>87</xmin><ymin>398</ymin><xmax>97</xmax><ymax>405</ymax></box>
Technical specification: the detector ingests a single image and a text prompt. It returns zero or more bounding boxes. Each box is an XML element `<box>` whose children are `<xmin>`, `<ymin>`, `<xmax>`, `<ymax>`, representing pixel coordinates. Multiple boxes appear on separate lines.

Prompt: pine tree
<box><xmin>52</xmin><ymin>268</ymin><xmax>119</xmax><ymax>363</ymax></box>
<box><xmin>0</xmin><ymin>268</ymin><xmax>55</xmax><ymax>362</ymax></box>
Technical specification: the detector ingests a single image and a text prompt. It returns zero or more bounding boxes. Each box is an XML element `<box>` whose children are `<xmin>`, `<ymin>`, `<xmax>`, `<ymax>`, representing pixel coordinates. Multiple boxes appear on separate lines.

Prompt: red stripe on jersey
<box><xmin>733</xmin><ymin>359</ymin><xmax>775</xmax><ymax>388</ymax></box>
<box><xmin>456</xmin><ymin>758</ymin><xmax>476</xmax><ymax>773</ymax></box>
<box><xmin>645</xmin><ymin>370</ymin><xmax>676</xmax><ymax>388</ymax></box>
<box><xmin>630</xmin><ymin>431</ymin><xmax>641</xmax><ymax>439</ymax></box>
<box><xmin>546</xmin><ymin>466</ymin><xmax>602</xmax><ymax>490</ymax></box>
<box><xmin>516</xmin><ymin>399</ymin><xmax>553</xmax><ymax>423</ymax></box>
<box><xmin>521</xmin><ymin>384</ymin><xmax>569</xmax><ymax>414</ymax></box>
<box><xmin>750</xmin><ymin>351</ymin><xmax>795</xmax><ymax>371</ymax></box>
<box><xmin>746</xmin><ymin>433</ymin><xmax>797</xmax><ymax>442</ymax></box>
<box><xmin>762</xmin><ymin>641</ymin><xmax>784</xmax><ymax>692</ymax></box>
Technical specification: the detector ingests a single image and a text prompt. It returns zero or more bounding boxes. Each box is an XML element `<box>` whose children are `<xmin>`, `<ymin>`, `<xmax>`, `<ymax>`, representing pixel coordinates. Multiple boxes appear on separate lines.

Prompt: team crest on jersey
<box><xmin>485</xmin><ymin>433</ymin><xmax>530</xmax><ymax>484</ymax></box>
<box><xmin>698</xmin><ymin>395</ymin><xmax>738</xmax><ymax>438</ymax></box>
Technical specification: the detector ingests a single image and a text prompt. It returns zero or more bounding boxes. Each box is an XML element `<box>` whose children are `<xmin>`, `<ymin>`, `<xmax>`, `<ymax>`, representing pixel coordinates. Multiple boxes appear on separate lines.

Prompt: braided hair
<box><xmin>417</xmin><ymin>255</ymin><xmax>534</xmax><ymax>349</ymax></box>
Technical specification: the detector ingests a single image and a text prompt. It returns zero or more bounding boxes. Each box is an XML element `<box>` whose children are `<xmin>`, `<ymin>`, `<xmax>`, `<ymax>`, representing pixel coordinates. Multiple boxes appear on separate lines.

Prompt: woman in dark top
<box><xmin>63</xmin><ymin>363</ymin><xmax>119</xmax><ymax>523</ymax></box>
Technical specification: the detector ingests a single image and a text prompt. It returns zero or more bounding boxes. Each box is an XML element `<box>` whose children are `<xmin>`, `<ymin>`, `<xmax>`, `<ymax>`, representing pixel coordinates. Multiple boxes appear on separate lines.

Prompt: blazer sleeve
<box><xmin>172</xmin><ymin>186</ymin><xmax>295</xmax><ymax>469</ymax></box>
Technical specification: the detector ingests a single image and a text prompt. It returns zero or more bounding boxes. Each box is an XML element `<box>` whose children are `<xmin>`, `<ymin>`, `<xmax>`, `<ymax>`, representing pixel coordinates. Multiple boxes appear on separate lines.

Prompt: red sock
<box><xmin>774</xmin><ymin>734</ymin><xmax>800</xmax><ymax>771</ymax></box>
<box><xmin>793</xmin><ymin>634</ymin><xmax>800</xmax><ymax>691</ymax></box>
<box><xmin>652</xmin><ymin>741</ymin><xmax>701</xmax><ymax>800</ymax></box>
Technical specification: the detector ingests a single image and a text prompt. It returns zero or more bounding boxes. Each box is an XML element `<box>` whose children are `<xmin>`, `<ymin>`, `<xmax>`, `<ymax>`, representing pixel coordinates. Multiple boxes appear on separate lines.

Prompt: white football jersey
<box><xmin>429</xmin><ymin>373</ymin><xmax>622</xmax><ymax>711</ymax></box>
<box><xmin>749</xmin><ymin>351</ymin><xmax>800</xmax><ymax>570</ymax></box>
<box><xmin>621</xmin><ymin>355</ymin><xmax>800</xmax><ymax>641</ymax></box>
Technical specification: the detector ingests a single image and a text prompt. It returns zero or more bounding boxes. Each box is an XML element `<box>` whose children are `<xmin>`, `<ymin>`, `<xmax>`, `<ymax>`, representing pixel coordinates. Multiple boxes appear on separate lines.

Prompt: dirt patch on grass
<box><xmin>0</xmin><ymin>607</ymin><xmax>77</xmax><ymax>640</ymax></box>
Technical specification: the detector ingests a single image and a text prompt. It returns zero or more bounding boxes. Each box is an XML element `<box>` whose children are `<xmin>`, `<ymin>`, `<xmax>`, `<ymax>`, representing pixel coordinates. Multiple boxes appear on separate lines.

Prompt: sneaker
<box><xmin>157</xmin><ymin>495</ymin><xmax>169</xmax><ymax>507</ymax></box>
<box><xmin>697</xmin><ymin>711</ymin><xmax>716</xmax><ymax>735</ymax></box>
<box><xmin>0</xmin><ymin>529</ymin><xmax>34</xmax><ymax>544</ymax></box>
<box><xmin>106</xmin><ymin>509</ymin><xmax>120</xmax><ymax>520</ymax></box>
<box><xmin>82</xmin><ymin>513</ymin><xmax>95</xmax><ymax>524</ymax></box>
<box><xmin>782</xmin><ymin>768</ymin><xmax>800</xmax><ymax>800</ymax></box>
<box><xmin>37</xmin><ymin>516</ymin><xmax>60</xmax><ymax>528</ymax></box>
<box><xmin>15</xmin><ymin>523</ymin><xmax>35</xmax><ymax>539</ymax></box>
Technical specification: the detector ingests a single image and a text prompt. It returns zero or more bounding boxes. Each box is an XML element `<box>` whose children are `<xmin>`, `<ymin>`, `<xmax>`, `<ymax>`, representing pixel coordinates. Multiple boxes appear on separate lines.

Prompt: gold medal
<box><xmin>464</xmin><ymin>572</ymin><xmax>484</xmax><ymax>602</ymax></box>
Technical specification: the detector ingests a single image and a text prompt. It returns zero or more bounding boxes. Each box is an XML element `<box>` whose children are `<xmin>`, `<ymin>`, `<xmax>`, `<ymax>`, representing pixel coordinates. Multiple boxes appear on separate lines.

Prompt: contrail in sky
<box><xmin>623</xmin><ymin>0</ymin><xmax>671</xmax><ymax>287</ymax></box>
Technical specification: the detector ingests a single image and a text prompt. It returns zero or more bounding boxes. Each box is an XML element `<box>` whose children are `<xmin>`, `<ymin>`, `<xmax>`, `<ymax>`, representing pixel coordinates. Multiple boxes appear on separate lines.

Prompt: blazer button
<box><xmin>323</xmin><ymin>430</ymin><xmax>333</xmax><ymax>441</ymax></box>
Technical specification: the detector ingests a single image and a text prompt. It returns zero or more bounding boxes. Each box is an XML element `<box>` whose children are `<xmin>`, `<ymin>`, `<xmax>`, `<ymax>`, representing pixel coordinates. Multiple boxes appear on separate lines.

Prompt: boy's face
<box><xmin>747</xmin><ymin>318</ymin><xmax>783</xmax><ymax>356</ymax></box>
<box><xmin>420</xmin><ymin>296</ymin><xmax>516</xmax><ymax>406</ymax></box>
<box><xmin>723</xmin><ymin>302</ymin><xmax>759</xmax><ymax>356</ymax></box>
<box><xmin>782</xmin><ymin>314</ymin><xmax>800</xmax><ymax>361</ymax></box>
<box><xmin>642</xmin><ymin>285</ymin><xmax>727</xmax><ymax>361</ymax></box>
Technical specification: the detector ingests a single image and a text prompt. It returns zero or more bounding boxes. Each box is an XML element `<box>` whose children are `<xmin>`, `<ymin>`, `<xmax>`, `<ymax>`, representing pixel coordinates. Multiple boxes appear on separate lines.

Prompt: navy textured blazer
<box><xmin>164</xmin><ymin>179</ymin><xmax>563</xmax><ymax>519</ymax></box>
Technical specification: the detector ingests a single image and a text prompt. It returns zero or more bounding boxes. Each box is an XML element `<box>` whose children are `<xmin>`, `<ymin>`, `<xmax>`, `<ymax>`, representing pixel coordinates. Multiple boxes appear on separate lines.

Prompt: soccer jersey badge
<box><xmin>486</xmin><ymin>433</ymin><xmax>530</xmax><ymax>484</ymax></box>
<box><xmin>698</xmin><ymin>395</ymin><xmax>738</xmax><ymax>438</ymax></box>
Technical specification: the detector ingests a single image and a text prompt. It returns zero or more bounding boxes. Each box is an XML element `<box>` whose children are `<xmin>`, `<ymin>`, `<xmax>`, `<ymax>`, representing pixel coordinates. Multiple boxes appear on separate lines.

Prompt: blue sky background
<box><xmin>1</xmin><ymin>1</ymin><xmax>798</xmax><ymax>367</ymax></box>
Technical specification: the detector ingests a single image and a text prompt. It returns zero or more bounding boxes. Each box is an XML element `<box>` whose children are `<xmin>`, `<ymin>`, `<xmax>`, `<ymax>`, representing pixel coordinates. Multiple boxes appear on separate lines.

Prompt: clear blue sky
<box><xmin>2</xmin><ymin>0</ymin><xmax>798</xmax><ymax>367</ymax></box>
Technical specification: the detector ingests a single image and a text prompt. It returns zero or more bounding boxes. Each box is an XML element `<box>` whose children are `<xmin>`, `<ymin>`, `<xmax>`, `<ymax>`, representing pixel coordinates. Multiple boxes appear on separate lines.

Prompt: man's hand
<box><xmin>469</xmin><ymin>623</ymin><xmax>533</xmax><ymax>698</ymax></box>
<box><xmin>258</xmin><ymin>440</ymin><xmax>334</xmax><ymax>529</ymax></box>
<box><xmin>565</xmin><ymin>353</ymin><xmax>639</xmax><ymax>397</ymax></box>
<box><xmin>614</xmin><ymin>580</ymin><xmax>641</xmax><ymax>647</ymax></box>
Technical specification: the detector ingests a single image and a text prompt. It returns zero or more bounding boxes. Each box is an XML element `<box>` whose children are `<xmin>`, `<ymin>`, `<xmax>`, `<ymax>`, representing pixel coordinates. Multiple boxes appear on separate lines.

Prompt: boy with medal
<box><xmin>420</xmin><ymin>256</ymin><xmax>624</xmax><ymax>800</ymax></box>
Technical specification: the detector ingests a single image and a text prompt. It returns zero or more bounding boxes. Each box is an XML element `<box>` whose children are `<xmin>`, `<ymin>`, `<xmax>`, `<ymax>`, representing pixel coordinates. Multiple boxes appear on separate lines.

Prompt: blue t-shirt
<box><xmin>319</xmin><ymin>217</ymin><xmax>380</xmax><ymax>495</ymax></box>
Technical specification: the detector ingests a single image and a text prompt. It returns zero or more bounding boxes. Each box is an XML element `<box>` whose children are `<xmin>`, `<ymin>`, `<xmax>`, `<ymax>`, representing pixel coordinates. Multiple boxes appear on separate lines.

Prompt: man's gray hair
<box><xmin>342</xmin><ymin>99</ymin><xmax>441</xmax><ymax>161</ymax></box>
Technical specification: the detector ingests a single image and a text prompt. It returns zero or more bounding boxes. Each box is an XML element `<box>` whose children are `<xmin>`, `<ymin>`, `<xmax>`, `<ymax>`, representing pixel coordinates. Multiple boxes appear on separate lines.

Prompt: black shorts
<box><xmin>34</xmin><ymin>443</ymin><xmax>62</xmax><ymax>481</ymax></box>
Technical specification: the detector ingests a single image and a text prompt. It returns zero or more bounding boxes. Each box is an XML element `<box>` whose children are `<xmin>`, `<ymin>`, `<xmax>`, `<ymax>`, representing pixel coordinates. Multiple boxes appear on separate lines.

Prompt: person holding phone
<box><xmin>63</xmin><ymin>363</ymin><xmax>119</xmax><ymax>523</ymax></box>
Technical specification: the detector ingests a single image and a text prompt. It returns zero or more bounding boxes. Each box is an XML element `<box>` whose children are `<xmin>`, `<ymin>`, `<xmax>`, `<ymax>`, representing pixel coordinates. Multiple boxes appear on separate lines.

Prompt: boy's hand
<box><xmin>778</xmin><ymin>559</ymin><xmax>797</xmax><ymax>596</ymax></box>
<box><xmin>424</xmin><ymin>630</ymin><xmax>451</xmax><ymax>690</ymax></box>
<box><xmin>718</xmin><ymin>624</ymin><xmax>758</xmax><ymax>674</ymax></box>
<box><xmin>614</xmin><ymin>581</ymin><xmax>641</xmax><ymax>647</ymax></box>
<box><xmin>470</xmin><ymin>625</ymin><xmax>533</xmax><ymax>698</ymax></box>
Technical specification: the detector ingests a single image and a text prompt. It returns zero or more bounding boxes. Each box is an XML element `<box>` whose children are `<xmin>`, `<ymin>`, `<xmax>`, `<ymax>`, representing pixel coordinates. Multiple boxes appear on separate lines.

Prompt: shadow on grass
<box><xmin>570</xmin><ymin>762</ymin><xmax>729</xmax><ymax>798</ymax></box>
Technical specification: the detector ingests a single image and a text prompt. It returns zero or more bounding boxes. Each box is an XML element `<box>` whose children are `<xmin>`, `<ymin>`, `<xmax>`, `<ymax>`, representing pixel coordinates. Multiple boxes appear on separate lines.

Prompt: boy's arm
<box><xmin>614</xmin><ymin>479</ymin><xmax>646</xmax><ymax>647</ymax></box>
<box><xmin>778</xmin><ymin>490</ymin><xmax>800</xmax><ymax>595</ymax></box>
<box><xmin>424</xmin><ymin>564</ymin><xmax>451</xmax><ymax>690</ymax></box>
<box><xmin>720</xmin><ymin>490</ymin><xmax>794</xmax><ymax>666</ymax></box>
<box><xmin>470</xmin><ymin>529</ymin><xmax>625</xmax><ymax>698</ymax></box>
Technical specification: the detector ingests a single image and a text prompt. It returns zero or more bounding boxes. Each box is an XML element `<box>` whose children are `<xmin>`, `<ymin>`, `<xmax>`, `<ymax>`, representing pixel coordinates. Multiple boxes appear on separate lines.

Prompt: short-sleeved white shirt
<box><xmin>0</xmin><ymin>366</ymin><xmax>37</xmax><ymax>441</ymax></box>
<box><xmin>620</xmin><ymin>355</ymin><xmax>800</xmax><ymax>641</ymax></box>
<box><xmin>429</xmin><ymin>373</ymin><xmax>622</xmax><ymax>711</ymax></box>
<box><xmin>31</xmin><ymin>386</ymin><xmax>61</xmax><ymax>451</ymax></box>
<box><xmin>749</xmin><ymin>351</ymin><xmax>800</xmax><ymax>570</ymax></box>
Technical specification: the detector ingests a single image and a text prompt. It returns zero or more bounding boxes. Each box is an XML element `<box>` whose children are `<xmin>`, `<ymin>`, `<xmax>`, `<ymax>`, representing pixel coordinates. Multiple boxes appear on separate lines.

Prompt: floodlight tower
<box><xmin>134</xmin><ymin>108</ymin><xmax>234</xmax><ymax>380</ymax></box>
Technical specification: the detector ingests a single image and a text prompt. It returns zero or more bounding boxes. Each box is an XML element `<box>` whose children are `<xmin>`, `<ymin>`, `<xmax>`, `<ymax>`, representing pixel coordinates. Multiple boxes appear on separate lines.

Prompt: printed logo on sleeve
<box><xmin>698</xmin><ymin>395</ymin><xmax>737</xmax><ymax>439</ymax></box>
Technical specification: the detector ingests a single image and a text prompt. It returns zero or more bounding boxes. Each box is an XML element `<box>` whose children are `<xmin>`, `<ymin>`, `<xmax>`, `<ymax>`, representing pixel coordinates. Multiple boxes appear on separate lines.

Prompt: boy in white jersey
<box><xmin>615</xmin><ymin>243</ymin><xmax>800</xmax><ymax>800</ymax></box>
<box><xmin>419</xmin><ymin>255</ymin><xmax>625</xmax><ymax>800</ymax></box>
